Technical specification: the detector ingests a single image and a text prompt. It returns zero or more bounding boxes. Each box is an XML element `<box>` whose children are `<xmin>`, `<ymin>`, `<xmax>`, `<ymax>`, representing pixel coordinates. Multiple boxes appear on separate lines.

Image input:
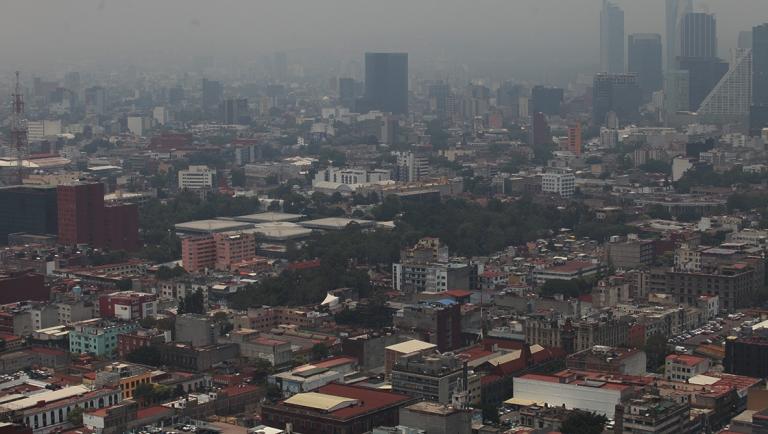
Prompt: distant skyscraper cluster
<box><xmin>592</xmin><ymin>0</ymin><xmax>768</xmax><ymax>130</ymax></box>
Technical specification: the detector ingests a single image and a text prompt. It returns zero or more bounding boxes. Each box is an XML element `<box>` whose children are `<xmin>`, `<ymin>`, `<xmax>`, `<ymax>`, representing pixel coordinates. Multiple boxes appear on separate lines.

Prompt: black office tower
<box><xmin>751</xmin><ymin>24</ymin><xmax>768</xmax><ymax>135</ymax></box>
<box><xmin>338</xmin><ymin>78</ymin><xmax>356</xmax><ymax>108</ymax></box>
<box><xmin>628</xmin><ymin>34</ymin><xmax>663</xmax><ymax>100</ymax></box>
<box><xmin>680</xmin><ymin>13</ymin><xmax>717</xmax><ymax>59</ymax></box>
<box><xmin>592</xmin><ymin>73</ymin><xmax>642</xmax><ymax>126</ymax></box>
<box><xmin>201</xmin><ymin>78</ymin><xmax>223</xmax><ymax>113</ymax></box>
<box><xmin>531</xmin><ymin>86</ymin><xmax>564</xmax><ymax>116</ymax></box>
<box><xmin>677</xmin><ymin>13</ymin><xmax>728</xmax><ymax>111</ymax></box>
<box><xmin>0</xmin><ymin>186</ymin><xmax>58</xmax><ymax>244</ymax></box>
<box><xmin>364</xmin><ymin>53</ymin><xmax>408</xmax><ymax>115</ymax></box>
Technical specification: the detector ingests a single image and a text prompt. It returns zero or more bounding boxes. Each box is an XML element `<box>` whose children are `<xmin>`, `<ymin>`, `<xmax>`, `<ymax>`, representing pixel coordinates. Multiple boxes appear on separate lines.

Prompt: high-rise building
<box><xmin>679</xmin><ymin>57</ymin><xmax>729</xmax><ymax>110</ymax></box>
<box><xmin>698</xmin><ymin>49</ymin><xmax>752</xmax><ymax>122</ymax></box>
<box><xmin>592</xmin><ymin>73</ymin><xmax>642</xmax><ymax>125</ymax></box>
<box><xmin>751</xmin><ymin>24</ymin><xmax>768</xmax><ymax>135</ymax></box>
<box><xmin>666</xmin><ymin>0</ymin><xmax>693</xmax><ymax>70</ymax></box>
<box><xmin>338</xmin><ymin>77</ymin><xmax>356</xmax><ymax>108</ymax></box>
<box><xmin>220</xmin><ymin>98</ymin><xmax>250</xmax><ymax>125</ymax></box>
<box><xmin>664</xmin><ymin>70</ymin><xmax>691</xmax><ymax>115</ymax></box>
<box><xmin>673</xmin><ymin>12</ymin><xmax>727</xmax><ymax>112</ymax></box>
<box><xmin>273</xmin><ymin>52</ymin><xmax>288</xmax><ymax>82</ymax></box>
<box><xmin>428</xmin><ymin>82</ymin><xmax>451</xmax><ymax>117</ymax></box>
<box><xmin>57</xmin><ymin>182</ymin><xmax>139</xmax><ymax>251</ymax></box>
<box><xmin>739</xmin><ymin>31</ymin><xmax>754</xmax><ymax>49</ymax></box>
<box><xmin>57</xmin><ymin>182</ymin><xmax>106</xmax><ymax>247</ymax></box>
<box><xmin>753</xmin><ymin>24</ymin><xmax>768</xmax><ymax>106</ymax></box>
<box><xmin>201</xmin><ymin>78</ymin><xmax>223</xmax><ymax>112</ymax></box>
<box><xmin>0</xmin><ymin>186</ymin><xmax>58</xmax><ymax>244</ymax></box>
<box><xmin>84</xmin><ymin>86</ymin><xmax>106</xmax><ymax>115</ymax></box>
<box><xmin>680</xmin><ymin>13</ymin><xmax>717</xmax><ymax>59</ymax></box>
<box><xmin>497</xmin><ymin>82</ymin><xmax>522</xmax><ymax>111</ymax></box>
<box><xmin>64</xmin><ymin>71</ymin><xmax>81</xmax><ymax>94</ymax></box>
<box><xmin>628</xmin><ymin>34</ymin><xmax>663</xmax><ymax>99</ymax></box>
<box><xmin>393</xmin><ymin>151</ymin><xmax>429</xmax><ymax>182</ymax></box>
<box><xmin>531</xmin><ymin>86</ymin><xmax>564</xmax><ymax>115</ymax></box>
<box><xmin>567</xmin><ymin>124</ymin><xmax>582</xmax><ymax>156</ymax></box>
<box><xmin>600</xmin><ymin>0</ymin><xmax>625</xmax><ymax>73</ymax></box>
<box><xmin>529</xmin><ymin>112</ymin><xmax>551</xmax><ymax>147</ymax></box>
<box><xmin>364</xmin><ymin>52</ymin><xmax>409</xmax><ymax>115</ymax></box>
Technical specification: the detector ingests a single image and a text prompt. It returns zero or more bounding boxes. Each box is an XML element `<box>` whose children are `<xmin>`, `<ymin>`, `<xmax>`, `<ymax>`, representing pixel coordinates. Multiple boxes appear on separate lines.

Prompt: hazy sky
<box><xmin>1</xmin><ymin>0</ymin><xmax>767</xmax><ymax>81</ymax></box>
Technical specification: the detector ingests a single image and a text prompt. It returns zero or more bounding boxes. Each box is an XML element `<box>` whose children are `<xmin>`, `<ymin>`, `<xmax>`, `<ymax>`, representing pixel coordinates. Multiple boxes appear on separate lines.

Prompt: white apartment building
<box><xmin>126</xmin><ymin>116</ymin><xmax>152</xmax><ymax>137</ymax></box>
<box><xmin>27</xmin><ymin>120</ymin><xmax>62</xmax><ymax>142</ymax></box>
<box><xmin>541</xmin><ymin>172</ymin><xmax>576</xmax><ymax>197</ymax></box>
<box><xmin>312</xmin><ymin>166</ymin><xmax>391</xmax><ymax>194</ymax></box>
<box><xmin>393</xmin><ymin>151</ymin><xmax>430</xmax><ymax>182</ymax></box>
<box><xmin>178</xmin><ymin>165</ymin><xmax>216</xmax><ymax>190</ymax></box>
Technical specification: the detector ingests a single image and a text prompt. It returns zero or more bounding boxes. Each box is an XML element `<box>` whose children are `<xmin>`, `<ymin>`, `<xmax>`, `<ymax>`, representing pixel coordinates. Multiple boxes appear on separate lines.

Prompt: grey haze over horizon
<box><xmin>1</xmin><ymin>0</ymin><xmax>767</xmax><ymax>84</ymax></box>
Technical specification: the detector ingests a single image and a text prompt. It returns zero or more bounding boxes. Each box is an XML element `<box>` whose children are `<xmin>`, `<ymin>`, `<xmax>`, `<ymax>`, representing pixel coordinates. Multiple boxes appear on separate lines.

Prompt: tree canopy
<box><xmin>560</xmin><ymin>411</ymin><xmax>608</xmax><ymax>434</ymax></box>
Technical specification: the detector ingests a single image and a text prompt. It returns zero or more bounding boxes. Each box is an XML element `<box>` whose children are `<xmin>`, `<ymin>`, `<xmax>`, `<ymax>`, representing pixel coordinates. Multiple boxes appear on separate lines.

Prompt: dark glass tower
<box><xmin>600</xmin><ymin>0</ymin><xmax>625</xmax><ymax>73</ymax></box>
<box><xmin>680</xmin><ymin>13</ymin><xmax>717</xmax><ymax>59</ymax></box>
<box><xmin>677</xmin><ymin>13</ymin><xmax>727</xmax><ymax>110</ymax></box>
<box><xmin>628</xmin><ymin>34</ymin><xmax>663</xmax><ymax>99</ymax></box>
<box><xmin>364</xmin><ymin>52</ymin><xmax>409</xmax><ymax>115</ymax></box>
<box><xmin>750</xmin><ymin>24</ymin><xmax>768</xmax><ymax>135</ymax></box>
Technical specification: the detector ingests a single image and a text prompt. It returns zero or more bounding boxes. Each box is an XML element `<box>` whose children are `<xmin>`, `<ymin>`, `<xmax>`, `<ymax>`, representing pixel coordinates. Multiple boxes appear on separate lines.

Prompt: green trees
<box><xmin>133</xmin><ymin>383</ymin><xmax>174</xmax><ymax>407</ymax></box>
<box><xmin>639</xmin><ymin>160</ymin><xmax>671</xmax><ymax>175</ymax></box>
<box><xmin>178</xmin><ymin>288</ymin><xmax>206</xmax><ymax>314</ymax></box>
<box><xmin>310</xmin><ymin>344</ymin><xmax>330</xmax><ymax>361</ymax></box>
<box><xmin>156</xmin><ymin>265</ymin><xmax>187</xmax><ymax>280</ymax></box>
<box><xmin>126</xmin><ymin>346</ymin><xmax>162</xmax><ymax>367</ymax></box>
<box><xmin>67</xmin><ymin>406</ymin><xmax>85</xmax><ymax>425</ymax></box>
<box><xmin>644</xmin><ymin>333</ymin><xmax>671</xmax><ymax>372</ymax></box>
<box><xmin>139</xmin><ymin>192</ymin><xmax>261</xmax><ymax>263</ymax></box>
<box><xmin>540</xmin><ymin>279</ymin><xmax>593</xmax><ymax>298</ymax></box>
<box><xmin>559</xmin><ymin>411</ymin><xmax>608</xmax><ymax>434</ymax></box>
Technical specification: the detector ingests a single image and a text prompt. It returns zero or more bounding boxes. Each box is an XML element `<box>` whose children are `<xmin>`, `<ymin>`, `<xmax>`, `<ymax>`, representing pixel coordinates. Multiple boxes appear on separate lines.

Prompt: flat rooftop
<box><xmin>405</xmin><ymin>401</ymin><xmax>465</xmax><ymax>416</ymax></box>
<box><xmin>0</xmin><ymin>385</ymin><xmax>90</xmax><ymax>411</ymax></box>
<box><xmin>299</xmin><ymin>217</ymin><xmax>377</xmax><ymax>231</ymax></box>
<box><xmin>232</xmin><ymin>212</ymin><xmax>305</xmax><ymax>223</ymax></box>
<box><xmin>386</xmin><ymin>339</ymin><xmax>436</xmax><ymax>355</ymax></box>
<box><xmin>246</xmin><ymin>222</ymin><xmax>313</xmax><ymax>241</ymax></box>
<box><xmin>174</xmin><ymin>219</ymin><xmax>254</xmax><ymax>234</ymax></box>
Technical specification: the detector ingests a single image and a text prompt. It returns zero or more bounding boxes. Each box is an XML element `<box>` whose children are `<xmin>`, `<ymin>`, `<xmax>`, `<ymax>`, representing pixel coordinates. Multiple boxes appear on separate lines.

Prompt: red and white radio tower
<box><xmin>10</xmin><ymin>71</ymin><xmax>27</xmax><ymax>185</ymax></box>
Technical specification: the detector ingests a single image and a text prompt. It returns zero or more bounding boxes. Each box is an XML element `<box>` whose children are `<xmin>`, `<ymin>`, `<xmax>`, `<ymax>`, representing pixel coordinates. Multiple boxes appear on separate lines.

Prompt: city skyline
<box><xmin>1</xmin><ymin>0</ymin><xmax>767</xmax><ymax>84</ymax></box>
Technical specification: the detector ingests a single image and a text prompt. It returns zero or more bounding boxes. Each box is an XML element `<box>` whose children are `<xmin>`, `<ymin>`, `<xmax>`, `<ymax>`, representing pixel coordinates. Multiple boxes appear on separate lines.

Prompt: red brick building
<box><xmin>57</xmin><ymin>182</ymin><xmax>105</xmax><ymax>247</ymax></box>
<box><xmin>117</xmin><ymin>329</ymin><xmax>167</xmax><ymax>358</ymax></box>
<box><xmin>104</xmin><ymin>203</ymin><xmax>140</xmax><ymax>251</ymax></box>
<box><xmin>0</xmin><ymin>271</ymin><xmax>48</xmax><ymax>304</ymax></box>
<box><xmin>99</xmin><ymin>291</ymin><xmax>158</xmax><ymax>321</ymax></box>
<box><xmin>57</xmin><ymin>183</ymin><xmax>139</xmax><ymax>251</ymax></box>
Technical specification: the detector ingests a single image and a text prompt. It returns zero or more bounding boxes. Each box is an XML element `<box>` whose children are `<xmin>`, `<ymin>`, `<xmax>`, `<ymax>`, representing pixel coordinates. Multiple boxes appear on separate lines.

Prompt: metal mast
<box><xmin>10</xmin><ymin>71</ymin><xmax>27</xmax><ymax>184</ymax></box>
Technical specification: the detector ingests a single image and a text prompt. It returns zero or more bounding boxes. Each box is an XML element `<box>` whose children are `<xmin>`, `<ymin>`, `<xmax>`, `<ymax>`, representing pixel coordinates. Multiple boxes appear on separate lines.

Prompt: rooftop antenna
<box><xmin>10</xmin><ymin>71</ymin><xmax>27</xmax><ymax>184</ymax></box>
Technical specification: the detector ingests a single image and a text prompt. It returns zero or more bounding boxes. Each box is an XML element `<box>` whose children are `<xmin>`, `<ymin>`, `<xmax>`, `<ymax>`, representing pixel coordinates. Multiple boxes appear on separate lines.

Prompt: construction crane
<box><xmin>10</xmin><ymin>71</ymin><xmax>27</xmax><ymax>185</ymax></box>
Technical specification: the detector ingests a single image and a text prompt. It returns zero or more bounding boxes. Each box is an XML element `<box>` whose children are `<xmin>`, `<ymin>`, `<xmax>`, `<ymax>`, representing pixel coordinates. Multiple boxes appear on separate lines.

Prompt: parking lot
<box><xmin>667</xmin><ymin>312</ymin><xmax>760</xmax><ymax>351</ymax></box>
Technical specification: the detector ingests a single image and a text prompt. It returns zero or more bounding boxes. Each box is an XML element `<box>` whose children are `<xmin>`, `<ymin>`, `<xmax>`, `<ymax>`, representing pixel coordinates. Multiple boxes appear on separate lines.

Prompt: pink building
<box><xmin>181</xmin><ymin>236</ymin><xmax>216</xmax><ymax>273</ymax></box>
<box><xmin>213</xmin><ymin>232</ymin><xmax>257</xmax><ymax>271</ymax></box>
<box><xmin>181</xmin><ymin>232</ymin><xmax>257</xmax><ymax>273</ymax></box>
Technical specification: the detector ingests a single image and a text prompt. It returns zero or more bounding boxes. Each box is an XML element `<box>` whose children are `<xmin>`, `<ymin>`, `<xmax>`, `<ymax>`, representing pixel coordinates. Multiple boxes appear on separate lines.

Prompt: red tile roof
<box><xmin>305</xmin><ymin>383</ymin><xmax>412</xmax><ymax>419</ymax></box>
<box><xmin>666</xmin><ymin>354</ymin><xmax>707</xmax><ymax>366</ymax></box>
<box><xmin>444</xmin><ymin>289</ymin><xmax>473</xmax><ymax>298</ymax></box>
<box><xmin>136</xmin><ymin>405</ymin><xmax>173</xmax><ymax>420</ymax></box>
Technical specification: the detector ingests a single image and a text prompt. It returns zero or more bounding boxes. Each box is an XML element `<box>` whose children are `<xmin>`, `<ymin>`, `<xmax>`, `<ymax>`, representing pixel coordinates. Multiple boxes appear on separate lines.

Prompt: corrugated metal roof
<box><xmin>283</xmin><ymin>392</ymin><xmax>359</xmax><ymax>412</ymax></box>
<box><xmin>385</xmin><ymin>339</ymin><xmax>436</xmax><ymax>354</ymax></box>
